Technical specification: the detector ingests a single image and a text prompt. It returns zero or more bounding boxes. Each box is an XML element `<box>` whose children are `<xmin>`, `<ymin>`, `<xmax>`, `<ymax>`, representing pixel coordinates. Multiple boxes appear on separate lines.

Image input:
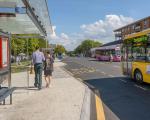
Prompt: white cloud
<box><xmin>50</xmin><ymin>31</ymin><xmax>75</xmax><ymax>50</ymax></box>
<box><xmin>80</xmin><ymin>15</ymin><xmax>134</xmax><ymax>43</ymax></box>
<box><xmin>50</xmin><ymin>26</ymin><xmax>57</xmax><ymax>38</ymax></box>
<box><xmin>60</xmin><ymin>33</ymin><xmax>69</xmax><ymax>40</ymax></box>
<box><xmin>50</xmin><ymin>15</ymin><xmax>134</xmax><ymax>51</ymax></box>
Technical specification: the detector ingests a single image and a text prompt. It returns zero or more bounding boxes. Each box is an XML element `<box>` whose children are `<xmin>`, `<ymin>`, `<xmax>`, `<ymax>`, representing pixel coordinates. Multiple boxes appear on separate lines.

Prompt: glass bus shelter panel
<box><xmin>27</xmin><ymin>0</ymin><xmax>53</xmax><ymax>35</ymax></box>
<box><xmin>0</xmin><ymin>0</ymin><xmax>50</xmax><ymax>35</ymax></box>
<box><xmin>122</xmin><ymin>45</ymin><xmax>133</xmax><ymax>76</ymax></box>
<box><xmin>0</xmin><ymin>14</ymin><xmax>41</xmax><ymax>34</ymax></box>
<box><xmin>122</xmin><ymin>46</ymin><xmax>127</xmax><ymax>74</ymax></box>
<box><xmin>127</xmin><ymin>46</ymin><xmax>133</xmax><ymax>75</ymax></box>
<box><xmin>0</xmin><ymin>0</ymin><xmax>25</xmax><ymax>7</ymax></box>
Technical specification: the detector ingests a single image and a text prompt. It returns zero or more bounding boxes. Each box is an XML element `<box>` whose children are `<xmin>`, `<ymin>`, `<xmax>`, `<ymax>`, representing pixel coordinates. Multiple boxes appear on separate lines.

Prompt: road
<box><xmin>63</xmin><ymin>57</ymin><xmax>150</xmax><ymax>120</ymax></box>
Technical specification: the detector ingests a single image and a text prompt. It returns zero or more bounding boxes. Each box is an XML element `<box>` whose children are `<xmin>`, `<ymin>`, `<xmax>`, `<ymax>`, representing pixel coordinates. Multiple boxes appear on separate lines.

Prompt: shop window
<box><xmin>132</xmin><ymin>25</ymin><xmax>135</xmax><ymax>30</ymax></box>
<box><xmin>143</xmin><ymin>20</ymin><xmax>148</xmax><ymax>29</ymax></box>
<box><xmin>144</xmin><ymin>20</ymin><xmax>147</xmax><ymax>26</ymax></box>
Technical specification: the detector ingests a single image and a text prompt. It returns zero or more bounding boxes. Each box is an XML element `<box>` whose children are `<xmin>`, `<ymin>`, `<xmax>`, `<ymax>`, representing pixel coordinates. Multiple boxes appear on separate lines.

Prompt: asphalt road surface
<box><xmin>63</xmin><ymin>57</ymin><xmax>150</xmax><ymax>120</ymax></box>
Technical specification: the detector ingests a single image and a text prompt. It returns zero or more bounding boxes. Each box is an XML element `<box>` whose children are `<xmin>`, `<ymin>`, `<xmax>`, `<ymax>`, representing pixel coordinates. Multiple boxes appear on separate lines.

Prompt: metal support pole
<box><xmin>8</xmin><ymin>33</ymin><xmax>12</xmax><ymax>88</ymax></box>
<box><xmin>10</xmin><ymin>94</ymin><xmax>12</xmax><ymax>104</ymax></box>
<box><xmin>3</xmin><ymin>99</ymin><xmax>5</xmax><ymax>105</ymax></box>
<box><xmin>26</xmin><ymin>38</ymin><xmax>29</xmax><ymax>88</ymax></box>
<box><xmin>46</xmin><ymin>38</ymin><xmax>48</xmax><ymax>48</ymax></box>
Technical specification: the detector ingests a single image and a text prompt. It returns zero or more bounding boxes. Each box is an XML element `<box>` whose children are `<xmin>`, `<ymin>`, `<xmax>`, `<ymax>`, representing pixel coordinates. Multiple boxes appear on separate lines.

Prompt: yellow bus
<box><xmin>122</xmin><ymin>29</ymin><xmax>150</xmax><ymax>83</ymax></box>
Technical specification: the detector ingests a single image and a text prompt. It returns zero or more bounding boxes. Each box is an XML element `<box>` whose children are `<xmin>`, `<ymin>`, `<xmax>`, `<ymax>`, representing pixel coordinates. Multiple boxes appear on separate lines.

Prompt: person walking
<box><xmin>110</xmin><ymin>53</ymin><xmax>113</xmax><ymax>63</ymax></box>
<box><xmin>32</xmin><ymin>47</ymin><xmax>45</xmax><ymax>90</ymax></box>
<box><xmin>16</xmin><ymin>56</ymin><xmax>21</xmax><ymax>65</ymax></box>
<box><xmin>44</xmin><ymin>52</ymin><xmax>54</xmax><ymax>88</ymax></box>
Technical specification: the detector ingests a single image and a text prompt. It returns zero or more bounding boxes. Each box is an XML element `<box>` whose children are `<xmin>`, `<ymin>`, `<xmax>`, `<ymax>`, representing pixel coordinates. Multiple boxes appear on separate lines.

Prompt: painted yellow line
<box><xmin>95</xmin><ymin>95</ymin><xmax>105</xmax><ymax>120</ymax></box>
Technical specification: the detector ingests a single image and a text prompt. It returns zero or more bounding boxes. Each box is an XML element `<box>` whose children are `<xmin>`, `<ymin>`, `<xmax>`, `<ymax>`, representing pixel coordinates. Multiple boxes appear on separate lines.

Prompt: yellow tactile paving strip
<box><xmin>95</xmin><ymin>95</ymin><xmax>106</xmax><ymax>120</ymax></box>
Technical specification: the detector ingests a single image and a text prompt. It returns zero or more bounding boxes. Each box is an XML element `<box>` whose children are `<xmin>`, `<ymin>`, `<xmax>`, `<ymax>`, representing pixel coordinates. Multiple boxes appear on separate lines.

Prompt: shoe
<box><xmin>38</xmin><ymin>87</ymin><xmax>42</xmax><ymax>90</ymax></box>
<box><xmin>38</xmin><ymin>85</ymin><xmax>42</xmax><ymax>90</ymax></box>
<box><xmin>34</xmin><ymin>83</ymin><xmax>38</xmax><ymax>87</ymax></box>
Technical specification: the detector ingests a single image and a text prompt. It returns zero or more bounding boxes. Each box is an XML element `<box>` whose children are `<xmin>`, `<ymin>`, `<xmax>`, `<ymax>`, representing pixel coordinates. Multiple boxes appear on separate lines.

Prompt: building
<box><xmin>114</xmin><ymin>16</ymin><xmax>150</xmax><ymax>41</ymax></box>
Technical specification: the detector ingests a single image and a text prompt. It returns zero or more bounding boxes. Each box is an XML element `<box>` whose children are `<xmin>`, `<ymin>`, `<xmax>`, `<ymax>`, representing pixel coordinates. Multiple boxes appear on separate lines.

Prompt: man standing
<box><xmin>32</xmin><ymin>47</ymin><xmax>45</xmax><ymax>90</ymax></box>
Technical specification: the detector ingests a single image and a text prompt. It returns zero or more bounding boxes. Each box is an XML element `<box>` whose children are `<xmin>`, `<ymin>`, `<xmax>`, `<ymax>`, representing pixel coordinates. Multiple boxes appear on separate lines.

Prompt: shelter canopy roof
<box><xmin>0</xmin><ymin>0</ymin><xmax>52</xmax><ymax>36</ymax></box>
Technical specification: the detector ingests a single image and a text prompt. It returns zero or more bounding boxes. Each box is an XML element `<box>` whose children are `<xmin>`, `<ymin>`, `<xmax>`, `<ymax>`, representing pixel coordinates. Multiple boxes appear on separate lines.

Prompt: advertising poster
<box><xmin>2</xmin><ymin>38</ymin><xmax>8</xmax><ymax>67</ymax></box>
<box><xmin>0</xmin><ymin>37</ymin><xmax>1</xmax><ymax>68</ymax></box>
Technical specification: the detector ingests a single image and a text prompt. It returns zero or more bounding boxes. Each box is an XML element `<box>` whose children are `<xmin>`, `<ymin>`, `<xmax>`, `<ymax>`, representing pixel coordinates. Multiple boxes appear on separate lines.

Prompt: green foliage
<box><xmin>38</xmin><ymin>38</ymin><xmax>48</xmax><ymax>48</ymax></box>
<box><xmin>11</xmin><ymin>34</ymin><xmax>47</xmax><ymax>56</ymax></box>
<box><xmin>74</xmin><ymin>39</ymin><xmax>102</xmax><ymax>56</ymax></box>
<box><xmin>26</xmin><ymin>38</ymin><xmax>39</xmax><ymax>55</ymax></box>
<box><xmin>54</xmin><ymin>45</ymin><xmax>66</xmax><ymax>54</ymax></box>
<box><xmin>133</xmin><ymin>36</ymin><xmax>148</xmax><ymax>43</ymax></box>
<box><xmin>11</xmin><ymin>37</ymin><xmax>26</xmax><ymax>55</ymax></box>
<box><xmin>74</xmin><ymin>45</ymin><xmax>82</xmax><ymax>54</ymax></box>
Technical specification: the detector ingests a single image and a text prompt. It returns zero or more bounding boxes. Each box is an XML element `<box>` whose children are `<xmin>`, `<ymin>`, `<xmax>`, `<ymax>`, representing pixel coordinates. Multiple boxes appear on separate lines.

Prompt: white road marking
<box><xmin>113</xmin><ymin>65</ymin><xmax>120</xmax><ymax>68</ymax></box>
<box><xmin>108</xmin><ymin>75</ymin><xmax>115</xmax><ymax>77</ymax></box>
<box><xmin>101</xmin><ymin>72</ymin><xmax>106</xmax><ymax>75</ymax></box>
<box><xmin>134</xmin><ymin>84</ymin><xmax>147</xmax><ymax>91</ymax></box>
<box><xmin>119</xmin><ymin>79</ymin><xmax>127</xmax><ymax>83</ymax></box>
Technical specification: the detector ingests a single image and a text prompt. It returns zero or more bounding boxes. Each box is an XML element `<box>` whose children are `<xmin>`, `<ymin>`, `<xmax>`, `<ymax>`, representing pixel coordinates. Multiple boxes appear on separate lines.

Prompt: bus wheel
<box><xmin>134</xmin><ymin>70</ymin><xmax>143</xmax><ymax>84</ymax></box>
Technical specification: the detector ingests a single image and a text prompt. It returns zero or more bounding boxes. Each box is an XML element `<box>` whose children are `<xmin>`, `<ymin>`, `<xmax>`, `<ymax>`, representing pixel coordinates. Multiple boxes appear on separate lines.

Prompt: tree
<box><xmin>54</xmin><ymin>45</ymin><xmax>66</xmax><ymax>55</ymax></box>
<box><xmin>26</xmin><ymin>38</ymin><xmax>39</xmax><ymax>55</ymax></box>
<box><xmin>11</xmin><ymin>34</ymin><xmax>48</xmax><ymax>56</ymax></box>
<box><xmin>11</xmin><ymin>37</ymin><xmax>26</xmax><ymax>56</ymax></box>
<box><xmin>74</xmin><ymin>39</ymin><xmax>102</xmax><ymax>56</ymax></box>
<box><xmin>38</xmin><ymin>38</ymin><xmax>48</xmax><ymax>48</ymax></box>
<box><xmin>74</xmin><ymin>45</ymin><xmax>82</xmax><ymax>54</ymax></box>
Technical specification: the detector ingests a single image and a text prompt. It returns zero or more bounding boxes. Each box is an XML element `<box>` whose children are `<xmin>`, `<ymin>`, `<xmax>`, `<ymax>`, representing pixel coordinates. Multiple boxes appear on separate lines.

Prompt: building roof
<box><xmin>114</xmin><ymin>16</ymin><xmax>150</xmax><ymax>32</ymax></box>
<box><xmin>102</xmin><ymin>40</ymin><xmax>122</xmax><ymax>47</ymax></box>
<box><xmin>91</xmin><ymin>40</ymin><xmax>122</xmax><ymax>51</ymax></box>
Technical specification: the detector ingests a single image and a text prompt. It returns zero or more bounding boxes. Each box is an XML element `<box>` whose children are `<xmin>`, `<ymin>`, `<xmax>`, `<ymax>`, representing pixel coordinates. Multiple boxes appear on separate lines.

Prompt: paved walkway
<box><xmin>0</xmin><ymin>61</ymin><xmax>86</xmax><ymax>120</ymax></box>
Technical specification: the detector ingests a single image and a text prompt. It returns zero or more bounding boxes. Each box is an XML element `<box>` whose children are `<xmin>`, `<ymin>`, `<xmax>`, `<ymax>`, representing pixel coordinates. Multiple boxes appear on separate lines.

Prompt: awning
<box><xmin>0</xmin><ymin>0</ymin><xmax>53</xmax><ymax>36</ymax></box>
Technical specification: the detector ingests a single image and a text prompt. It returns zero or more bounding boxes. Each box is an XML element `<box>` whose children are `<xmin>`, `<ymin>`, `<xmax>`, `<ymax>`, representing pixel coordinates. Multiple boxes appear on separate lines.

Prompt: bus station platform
<box><xmin>0</xmin><ymin>60</ymin><xmax>117</xmax><ymax>120</ymax></box>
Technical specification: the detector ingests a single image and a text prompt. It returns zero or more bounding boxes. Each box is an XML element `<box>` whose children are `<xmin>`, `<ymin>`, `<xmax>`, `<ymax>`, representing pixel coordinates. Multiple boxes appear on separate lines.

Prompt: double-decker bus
<box><xmin>114</xmin><ymin>16</ymin><xmax>150</xmax><ymax>83</ymax></box>
<box><xmin>91</xmin><ymin>40</ymin><xmax>122</xmax><ymax>62</ymax></box>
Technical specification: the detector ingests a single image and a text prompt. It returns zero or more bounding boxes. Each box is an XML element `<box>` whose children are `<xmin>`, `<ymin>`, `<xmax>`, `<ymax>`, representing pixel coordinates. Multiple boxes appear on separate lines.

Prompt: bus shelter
<box><xmin>0</xmin><ymin>0</ymin><xmax>53</xmax><ymax>103</ymax></box>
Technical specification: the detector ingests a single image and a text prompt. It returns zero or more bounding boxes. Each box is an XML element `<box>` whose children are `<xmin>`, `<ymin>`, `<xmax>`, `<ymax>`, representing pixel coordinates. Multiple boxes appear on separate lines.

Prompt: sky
<box><xmin>47</xmin><ymin>0</ymin><xmax>150</xmax><ymax>51</ymax></box>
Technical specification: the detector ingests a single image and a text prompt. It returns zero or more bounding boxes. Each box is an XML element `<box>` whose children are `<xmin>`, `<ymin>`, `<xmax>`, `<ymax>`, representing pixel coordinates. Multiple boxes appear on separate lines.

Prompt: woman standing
<box><xmin>44</xmin><ymin>52</ymin><xmax>54</xmax><ymax>88</ymax></box>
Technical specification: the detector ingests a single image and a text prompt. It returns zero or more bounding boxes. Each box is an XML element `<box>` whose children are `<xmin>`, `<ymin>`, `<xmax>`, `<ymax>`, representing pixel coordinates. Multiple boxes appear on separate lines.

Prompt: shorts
<box><xmin>44</xmin><ymin>70</ymin><xmax>52</xmax><ymax>76</ymax></box>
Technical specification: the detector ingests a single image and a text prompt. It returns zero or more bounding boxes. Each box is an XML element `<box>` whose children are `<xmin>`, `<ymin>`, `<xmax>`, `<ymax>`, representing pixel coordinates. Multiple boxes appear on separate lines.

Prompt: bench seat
<box><xmin>0</xmin><ymin>87</ymin><xmax>16</xmax><ymax>105</ymax></box>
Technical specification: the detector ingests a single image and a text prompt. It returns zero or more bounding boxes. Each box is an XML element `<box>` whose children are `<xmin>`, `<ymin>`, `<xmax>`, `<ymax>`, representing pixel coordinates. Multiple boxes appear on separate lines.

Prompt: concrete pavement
<box><xmin>0</xmin><ymin>59</ymin><xmax>112</xmax><ymax>120</ymax></box>
<box><xmin>0</xmin><ymin>61</ymin><xmax>86</xmax><ymax>120</ymax></box>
